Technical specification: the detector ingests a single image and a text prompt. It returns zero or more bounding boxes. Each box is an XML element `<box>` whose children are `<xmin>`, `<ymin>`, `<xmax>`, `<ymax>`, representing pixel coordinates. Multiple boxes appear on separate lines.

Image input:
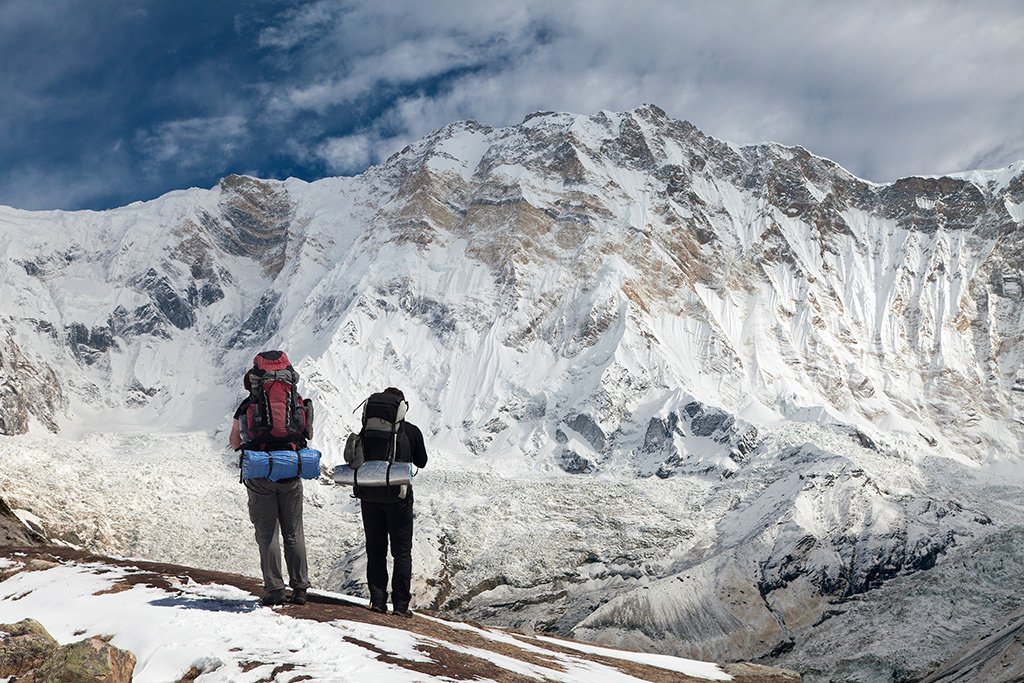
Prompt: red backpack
<box><xmin>244</xmin><ymin>350</ymin><xmax>310</xmax><ymax>450</ymax></box>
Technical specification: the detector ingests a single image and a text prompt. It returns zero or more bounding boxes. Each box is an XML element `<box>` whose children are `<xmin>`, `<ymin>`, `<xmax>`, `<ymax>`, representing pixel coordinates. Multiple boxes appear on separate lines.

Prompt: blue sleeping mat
<box><xmin>241</xmin><ymin>449</ymin><xmax>321</xmax><ymax>481</ymax></box>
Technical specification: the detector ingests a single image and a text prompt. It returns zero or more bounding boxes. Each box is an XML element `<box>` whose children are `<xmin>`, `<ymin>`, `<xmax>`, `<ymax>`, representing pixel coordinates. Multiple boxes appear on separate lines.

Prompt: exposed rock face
<box><xmin>2</xmin><ymin>619</ymin><xmax>134</xmax><ymax>683</ymax></box>
<box><xmin>204</xmin><ymin>174</ymin><xmax>296</xmax><ymax>277</ymax></box>
<box><xmin>0</xmin><ymin>334</ymin><xmax>63</xmax><ymax>435</ymax></box>
<box><xmin>228</xmin><ymin>290</ymin><xmax>281</xmax><ymax>348</ymax></box>
<box><xmin>0</xmin><ymin>496</ymin><xmax>45</xmax><ymax>546</ymax></box>
<box><xmin>132</xmin><ymin>268</ymin><xmax>196</xmax><ymax>331</ymax></box>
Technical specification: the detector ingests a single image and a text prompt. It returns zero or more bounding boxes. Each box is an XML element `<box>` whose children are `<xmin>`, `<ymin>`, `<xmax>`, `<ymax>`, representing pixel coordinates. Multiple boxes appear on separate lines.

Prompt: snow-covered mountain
<box><xmin>1</xmin><ymin>105</ymin><xmax>1023</xmax><ymax>681</ymax></box>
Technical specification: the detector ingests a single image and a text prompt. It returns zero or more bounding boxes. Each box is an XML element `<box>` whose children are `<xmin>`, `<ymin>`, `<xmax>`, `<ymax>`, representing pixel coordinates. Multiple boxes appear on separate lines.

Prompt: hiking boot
<box><xmin>368</xmin><ymin>602</ymin><xmax>387</xmax><ymax>614</ymax></box>
<box><xmin>288</xmin><ymin>590</ymin><xmax>307</xmax><ymax>605</ymax></box>
<box><xmin>260</xmin><ymin>592</ymin><xmax>285</xmax><ymax>606</ymax></box>
<box><xmin>392</xmin><ymin>607</ymin><xmax>414</xmax><ymax>619</ymax></box>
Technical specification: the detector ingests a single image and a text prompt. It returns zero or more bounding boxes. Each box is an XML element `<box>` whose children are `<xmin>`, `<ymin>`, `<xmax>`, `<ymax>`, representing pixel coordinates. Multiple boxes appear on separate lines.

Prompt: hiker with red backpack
<box><xmin>229</xmin><ymin>350</ymin><xmax>316</xmax><ymax>606</ymax></box>
<box><xmin>341</xmin><ymin>387</ymin><xmax>428</xmax><ymax>617</ymax></box>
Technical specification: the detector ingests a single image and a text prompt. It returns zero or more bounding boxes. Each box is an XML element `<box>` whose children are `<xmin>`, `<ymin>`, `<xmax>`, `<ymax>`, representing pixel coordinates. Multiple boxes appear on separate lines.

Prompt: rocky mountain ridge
<box><xmin>3</xmin><ymin>105</ymin><xmax>1021</xmax><ymax>467</ymax></box>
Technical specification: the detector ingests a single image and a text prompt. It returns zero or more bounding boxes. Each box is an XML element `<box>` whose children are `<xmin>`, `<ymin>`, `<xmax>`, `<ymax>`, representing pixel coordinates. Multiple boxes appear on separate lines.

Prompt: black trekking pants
<box><xmin>360</xmin><ymin>496</ymin><xmax>413</xmax><ymax>610</ymax></box>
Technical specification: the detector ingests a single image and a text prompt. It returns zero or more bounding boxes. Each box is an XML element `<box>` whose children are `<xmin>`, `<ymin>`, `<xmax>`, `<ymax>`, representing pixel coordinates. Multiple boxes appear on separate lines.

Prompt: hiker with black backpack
<box><xmin>343</xmin><ymin>387</ymin><xmax>428</xmax><ymax>617</ymax></box>
<box><xmin>229</xmin><ymin>350</ymin><xmax>315</xmax><ymax>606</ymax></box>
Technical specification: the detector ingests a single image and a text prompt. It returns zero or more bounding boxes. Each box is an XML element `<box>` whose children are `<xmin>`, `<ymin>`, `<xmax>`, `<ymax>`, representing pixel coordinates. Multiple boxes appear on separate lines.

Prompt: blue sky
<box><xmin>2</xmin><ymin>0</ymin><xmax>1022</xmax><ymax>210</ymax></box>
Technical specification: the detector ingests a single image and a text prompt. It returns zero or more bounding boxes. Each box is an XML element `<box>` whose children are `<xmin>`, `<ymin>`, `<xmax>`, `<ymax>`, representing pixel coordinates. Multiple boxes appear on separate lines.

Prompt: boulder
<box><xmin>26</xmin><ymin>636</ymin><xmax>136</xmax><ymax>683</ymax></box>
<box><xmin>0</xmin><ymin>619</ymin><xmax>58</xmax><ymax>677</ymax></box>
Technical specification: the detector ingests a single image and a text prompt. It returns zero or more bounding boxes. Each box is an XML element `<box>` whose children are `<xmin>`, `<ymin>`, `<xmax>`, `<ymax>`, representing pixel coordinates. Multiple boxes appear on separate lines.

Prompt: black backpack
<box><xmin>344</xmin><ymin>392</ymin><xmax>410</xmax><ymax>499</ymax></box>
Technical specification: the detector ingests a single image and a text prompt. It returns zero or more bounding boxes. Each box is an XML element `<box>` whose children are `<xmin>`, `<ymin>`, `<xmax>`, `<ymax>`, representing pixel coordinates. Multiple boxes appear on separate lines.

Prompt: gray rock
<box><xmin>0</xmin><ymin>496</ymin><xmax>46</xmax><ymax>546</ymax></box>
<box><xmin>642</xmin><ymin>412</ymin><xmax>680</xmax><ymax>453</ymax></box>
<box><xmin>0</xmin><ymin>335</ymin><xmax>64</xmax><ymax>435</ymax></box>
<box><xmin>684</xmin><ymin>401</ymin><xmax>735</xmax><ymax>439</ymax></box>
<box><xmin>134</xmin><ymin>268</ymin><xmax>195</xmax><ymax>330</ymax></box>
<box><xmin>567</xmin><ymin>414</ymin><xmax>606</xmax><ymax>452</ymax></box>
<box><xmin>228</xmin><ymin>291</ymin><xmax>282</xmax><ymax>348</ymax></box>
<box><xmin>558</xmin><ymin>448</ymin><xmax>595</xmax><ymax>474</ymax></box>
<box><xmin>65</xmin><ymin>322</ymin><xmax>116</xmax><ymax>362</ymax></box>
<box><xmin>107</xmin><ymin>304</ymin><xmax>169</xmax><ymax>340</ymax></box>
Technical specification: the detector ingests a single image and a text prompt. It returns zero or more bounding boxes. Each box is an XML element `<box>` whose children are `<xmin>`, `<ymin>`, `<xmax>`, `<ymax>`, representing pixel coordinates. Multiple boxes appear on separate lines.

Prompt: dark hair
<box><xmin>383</xmin><ymin>386</ymin><xmax>405</xmax><ymax>400</ymax></box>
<box><xmin>243</xmin><ymin>372</ymin><xmax>253</xmax><ymax>392</ymax></box>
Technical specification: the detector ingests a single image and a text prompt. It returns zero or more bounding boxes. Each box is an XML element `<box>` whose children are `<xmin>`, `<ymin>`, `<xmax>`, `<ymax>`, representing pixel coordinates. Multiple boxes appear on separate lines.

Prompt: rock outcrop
<box><xmin>0</xmin><ymin>496</ymin><xmax>45</xmax><ymax>546</ymax></box>
<box><xmin>0</xmin><ymin>334</ymin><xmax>63</xmax><ymax>435</ymax></box>
<box><xmin>0</xmin><ymin>619</ymin><xmax>57</xmax><ymax>677</ymax></box>
<box><xmin>0</xmin><ymin>618</ymin><xmax>135</xmax><ymax>683</ymax></box>
<box><xmin>28</xmin><ymin>635</ymin><xmax>136</xmax><ymax>683</ymax></box>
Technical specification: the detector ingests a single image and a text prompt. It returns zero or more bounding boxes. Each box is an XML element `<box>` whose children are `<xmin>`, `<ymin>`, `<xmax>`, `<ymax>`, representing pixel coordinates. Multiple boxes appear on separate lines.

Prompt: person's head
<box><xmin>243</xmin><ymin>372</ymin><xmax>253</xmax><ymax>393</ymax></box>
<box><xmin>383</xmin><ymin>387</ymin><xmax>405</xmax><ymax>400</ymax></box>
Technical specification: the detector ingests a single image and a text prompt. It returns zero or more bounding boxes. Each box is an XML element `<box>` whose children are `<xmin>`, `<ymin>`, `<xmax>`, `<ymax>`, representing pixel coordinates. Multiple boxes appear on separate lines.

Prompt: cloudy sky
<box><xmin>2</xmin><ymin>0</ymin><xmax>1022</xmax><ymax>210</ymax></box>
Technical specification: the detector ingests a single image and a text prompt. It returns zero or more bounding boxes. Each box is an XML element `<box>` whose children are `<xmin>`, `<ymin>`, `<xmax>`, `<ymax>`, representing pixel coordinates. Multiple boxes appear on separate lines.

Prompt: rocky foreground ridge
<box><xmin>0</xmin><ymin>544</ymin><xmax>799</xmax><ymax>683</ymax></box>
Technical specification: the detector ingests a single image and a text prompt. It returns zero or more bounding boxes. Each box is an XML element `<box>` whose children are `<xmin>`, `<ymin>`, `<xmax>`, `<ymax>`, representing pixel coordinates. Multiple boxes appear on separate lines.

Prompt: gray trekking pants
<box><xmin>245</xmin><ymin>477</ymin><xmax>310</xmax><ymax>595</ymax></box>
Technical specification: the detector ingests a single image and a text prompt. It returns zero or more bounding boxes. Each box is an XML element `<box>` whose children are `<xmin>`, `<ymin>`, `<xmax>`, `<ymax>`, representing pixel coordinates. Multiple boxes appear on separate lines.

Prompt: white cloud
<box><xmin>135</xmin><ymin>116</ymin><xmax>249</xmax><ymax>171</ymax></box>
<box><xmin>258</xmin><ymin>0</ymin><xmax>1024</xmax><ymax>181</ymax></box>
<box><xmin>3</xmin><ymin>0</ymin><xmax>1023</xmax><ymax>209</ymax></box>
<box><xmin>0</xmin><ymin>164</ymin><xmax>126</xmax><ymax>212</ymax></box>
<box><xmin>257</xmin><ymin>1</ymin><xmax>346</xmax><ymax>50</ymax></box>
<box><xmin>318</xmin><ymin>134</ymin><xmax>374</xmax><ymax>174</ymax></box>
<box><xmin>277</xmin><ymin>37</ymin><xmax>484</xmax><ymax>114</ymax></box>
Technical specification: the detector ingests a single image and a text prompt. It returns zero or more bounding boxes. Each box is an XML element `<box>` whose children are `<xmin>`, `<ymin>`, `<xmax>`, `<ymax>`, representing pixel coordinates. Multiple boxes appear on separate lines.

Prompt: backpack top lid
<box><xmin>254</xmin><ymin>350</ymin><xmax>291</xmax><ymax>373</ymax></box>
<box><xmin>362</xmin><ymin>391</ymin><xmax>408</xmax><ymax>433</ymax></box>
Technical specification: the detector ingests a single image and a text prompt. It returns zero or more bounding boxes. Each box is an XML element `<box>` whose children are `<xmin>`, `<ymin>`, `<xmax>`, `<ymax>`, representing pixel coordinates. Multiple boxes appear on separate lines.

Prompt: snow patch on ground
<box><xmin>0</xmin><ymin>556</ymin><xmax>736</xmax><ymax>682</ymax></box>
